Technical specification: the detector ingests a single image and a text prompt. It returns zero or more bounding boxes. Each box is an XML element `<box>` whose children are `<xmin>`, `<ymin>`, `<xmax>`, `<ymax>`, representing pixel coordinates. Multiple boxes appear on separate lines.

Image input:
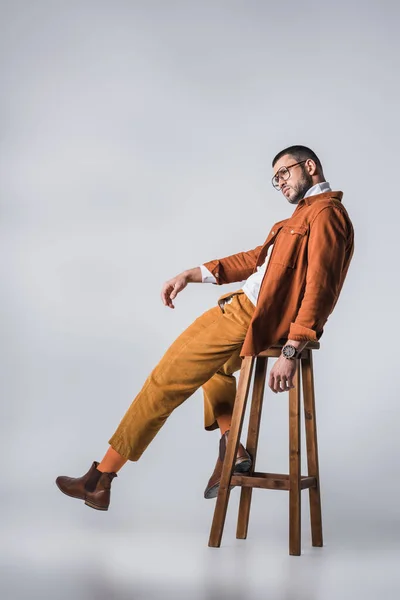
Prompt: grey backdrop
<box><xmin>1</xmin><ymin>1</ymin><xmax>399</xmax><ymax>599</ymax></box>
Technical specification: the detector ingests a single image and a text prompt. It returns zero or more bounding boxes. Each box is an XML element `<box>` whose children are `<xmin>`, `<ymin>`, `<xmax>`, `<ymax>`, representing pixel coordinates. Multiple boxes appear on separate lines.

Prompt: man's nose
<box><xmin>279</xmin><ymin>177</ymin><xmax>288</xmax><ymax>189</ymax></box>
<box><xmin>276</xmin><ymin>172</ymin><xmax>287</xmax><ymax>185</ymax></box>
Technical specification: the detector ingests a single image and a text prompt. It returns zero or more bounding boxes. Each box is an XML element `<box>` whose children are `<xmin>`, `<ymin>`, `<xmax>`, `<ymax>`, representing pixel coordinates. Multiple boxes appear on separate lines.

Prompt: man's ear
<box><xmin>305</xmin><ymin>158</ymin><xmax>318</xmax><ymax>176</ymax></box>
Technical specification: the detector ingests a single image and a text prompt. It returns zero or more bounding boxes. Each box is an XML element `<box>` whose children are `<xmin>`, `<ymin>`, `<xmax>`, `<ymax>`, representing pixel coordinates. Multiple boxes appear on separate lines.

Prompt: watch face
<box><xmin>283</xmin><ymin>345</ymin><xmax>296</xmax><ymax>358</ymax></box>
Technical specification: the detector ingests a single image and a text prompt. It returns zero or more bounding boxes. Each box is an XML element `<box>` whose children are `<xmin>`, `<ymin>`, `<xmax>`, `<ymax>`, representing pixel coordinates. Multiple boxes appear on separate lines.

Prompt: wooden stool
<box><xmin>208</xmin><ymin>340</ymin><xmax>322</xmax><ymax>556</ymax></box>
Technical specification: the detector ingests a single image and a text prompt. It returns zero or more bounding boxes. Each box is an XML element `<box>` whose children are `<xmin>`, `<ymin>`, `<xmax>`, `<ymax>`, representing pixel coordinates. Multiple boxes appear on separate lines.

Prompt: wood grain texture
<box><xmin>207</xmin><ymin>345</ymin><xmax>324</xmax><ymax>557</ymax></box>
<box><xmin>231</xmin><ymin>473</ymin><xmax>316</xmax><ymax>490</ymax></box>
<box><xmin>301</xmin><ymin>349</ymin><xmax>323</xmax><ymax>547</ymax></box>
<box><xmin>208</xmin><ymin>356</ymin><xmax>254</xmax><ymax>548</ymax></box>
<box><xmin>236</xmin><ymin>357</ymin><xmax>268</xmax><ymax>539</ymax></box>
<box><xmin>257</xmin><ymin>340</ymin><xmax>320</xmax><ymax>357</ymax></box>
<box><xmin>289</xmin><ymin>362</ymin><xmax>301</xmax><ymax>556</ymax></box>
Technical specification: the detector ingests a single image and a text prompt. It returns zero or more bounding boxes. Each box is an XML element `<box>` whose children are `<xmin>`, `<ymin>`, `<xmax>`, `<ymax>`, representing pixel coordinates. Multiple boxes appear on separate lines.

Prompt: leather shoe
<box><xmin>55</xmin><ymin>461</ymin><xmax>117</xmax><ymax>511</ymax></box>
<box><xmin>204</xmin><ymin>430</ymin><xmax>252</xmax><ymax>499</ymax></box>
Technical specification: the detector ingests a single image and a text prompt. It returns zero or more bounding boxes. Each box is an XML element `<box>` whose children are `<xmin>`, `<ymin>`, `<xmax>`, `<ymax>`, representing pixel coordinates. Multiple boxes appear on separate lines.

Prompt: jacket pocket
<box><xmin>270</xmin><ymin>225</ymin><xmax>308</xmax><ymax>268</ymax></box>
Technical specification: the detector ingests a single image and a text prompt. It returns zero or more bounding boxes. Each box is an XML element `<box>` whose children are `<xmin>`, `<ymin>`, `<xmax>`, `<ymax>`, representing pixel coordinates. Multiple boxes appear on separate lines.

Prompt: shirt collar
<box><xmin>304</xmin><ymin>181</ymin><xmax>332</xmax><ymax>198</ymax></box>
<box><xmin>298</xmin><ymin>182</ymin><xmax>343</xmax><ymax>206</ymax></box>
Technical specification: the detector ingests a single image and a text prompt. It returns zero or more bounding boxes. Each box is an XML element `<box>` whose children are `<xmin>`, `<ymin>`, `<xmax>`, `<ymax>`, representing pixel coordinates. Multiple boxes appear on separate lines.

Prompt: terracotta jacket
<box><xmin>202</xmin><ymin>191</ymin><xmax>355</xmax><ymax>357</ymax></box>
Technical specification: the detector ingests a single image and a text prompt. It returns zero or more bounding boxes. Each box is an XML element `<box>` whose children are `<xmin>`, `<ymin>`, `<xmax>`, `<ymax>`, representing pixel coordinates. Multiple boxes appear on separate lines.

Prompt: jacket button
<box><xmin>291</xmin><ymin>230</ymin><xmax>294</xmax><ymax>234</ymax></box>
<box><xmin>215</xmin><ymin>273</ymin><xmax>219</xmax><ymax>278</ymax></box>
<box><xmin>271</xmin><ymin>230</ymin><xmax>275</xmax><ymax>234</ymax></box>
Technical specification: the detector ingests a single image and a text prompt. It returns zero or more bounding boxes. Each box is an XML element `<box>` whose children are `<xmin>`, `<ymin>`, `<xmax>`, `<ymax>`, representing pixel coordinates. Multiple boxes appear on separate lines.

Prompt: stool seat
<box><xmin>208</xmin><ymin>341</ymin><xmax>323</xmax><ymax>556</ymax></box>
<box><xmin>258</xmin><ymin>339</ymin><xmax>320</xmax><ymax>357</ymax></box>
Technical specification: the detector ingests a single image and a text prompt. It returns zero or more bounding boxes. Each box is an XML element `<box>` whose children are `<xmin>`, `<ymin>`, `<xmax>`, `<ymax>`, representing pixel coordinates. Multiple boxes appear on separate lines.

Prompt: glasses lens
<box><xmin>279</xmin><ymin>167</ymin><xmax>290</xmax><ymax>181</ymax></box>
<box><xmin>272</xmin><ymin>167</ymin><xmax>289</xmax><ymax>189</ymax></box>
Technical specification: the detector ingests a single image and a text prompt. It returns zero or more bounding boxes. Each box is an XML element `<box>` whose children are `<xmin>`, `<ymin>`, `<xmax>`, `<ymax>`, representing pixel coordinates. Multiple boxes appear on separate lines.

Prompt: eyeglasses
<box><xmin>271</xmin><ymin>160</ymin><xmax>307</xmax><ymax>190</ymax></box>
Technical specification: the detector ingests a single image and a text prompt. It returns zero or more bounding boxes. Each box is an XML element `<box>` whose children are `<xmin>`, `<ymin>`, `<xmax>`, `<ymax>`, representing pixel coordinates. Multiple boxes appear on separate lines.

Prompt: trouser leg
<box><xmin>108</xmin><ymin>291</ymin><xmax>254</xmax><ymax>461</ymax></box>
<box><xmin>202</xmin><ymin>347</ymin><xmax>243</xmax><ymax>431</ymax></box>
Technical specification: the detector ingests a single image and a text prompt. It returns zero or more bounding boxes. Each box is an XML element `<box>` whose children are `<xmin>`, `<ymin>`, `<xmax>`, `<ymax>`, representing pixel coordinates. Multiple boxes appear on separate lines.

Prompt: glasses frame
<box><xmin>271</xmin><ymin>160</ymin><xmax>307</xmax><ymax>190</ymax></box>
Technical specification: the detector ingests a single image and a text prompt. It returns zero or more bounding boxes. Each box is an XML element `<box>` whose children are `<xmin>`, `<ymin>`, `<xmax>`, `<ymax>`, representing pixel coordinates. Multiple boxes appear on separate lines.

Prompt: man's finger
<box><xmin>162</xmin><ymin>293</ymin><xmax>174</xmax><ymax>309</ymax></box>
<box><xmin>171</xmin><ymin>283</ymin><xmax>181</xmax><ymax>300</ymax></box>
<box><xmin>287</xmin><ymin>376</ymin><xmax>295</xmax><ymax>389</ymax></box>
<box><xmin>278</xmin><ymin>376</ymin><xmax>288</xmax><ymax>392</ymax></box>
<box><xmin>161</xmin><ymin>290</ymin><xmax>168</xmax><ymax>306</ymax></box>
<box><xmin>269</xmin><ymin>374</ymin><xmax>278</xmax><ymax>394</ymax></box>
<box><xmin>277</xmin><ymin>376</ymin><xmax>287</xmax><ymax>393</ymax></box>
<box><xmin>161</xmin><ymin>284</ymin><xmax>175</xmax><ymax>308</ymax></box>
<box><xmin>161</xmin><ymin>284</ymin><xmax>169</xmax><ymax>302</ymax></box>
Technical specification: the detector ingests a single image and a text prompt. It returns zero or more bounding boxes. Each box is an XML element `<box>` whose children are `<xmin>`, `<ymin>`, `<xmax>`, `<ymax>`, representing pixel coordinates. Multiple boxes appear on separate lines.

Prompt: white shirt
<box><xmin>199</xmin><ymin>182</ymin><xmax>332</xmax><ymax>306</ymax></box>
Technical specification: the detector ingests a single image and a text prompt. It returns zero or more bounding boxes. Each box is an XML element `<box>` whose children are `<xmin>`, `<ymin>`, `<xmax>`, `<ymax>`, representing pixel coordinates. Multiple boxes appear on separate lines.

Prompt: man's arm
<box><xmin>201</xmin><ymin>244</ymin><xmax>264</xmax><ymax>285</ymax></box>
<box><xmin>269</xmin><ymin>205</ymin><xmax>353</xmax><ymax>393</ymax></box>
<box><xmin>199</xmin><ymin>264</ymin><xmax>217</xmax><ymax>284</ymax></box>
<box><xmin>160</xmin><ymin>240</ymin><xmax>264</xmax><ymax>308</ymax></box>
<box><xmin>288</xmin><ymin>205</ymin><xmax>353</xmax><ymax>342</ymax></box>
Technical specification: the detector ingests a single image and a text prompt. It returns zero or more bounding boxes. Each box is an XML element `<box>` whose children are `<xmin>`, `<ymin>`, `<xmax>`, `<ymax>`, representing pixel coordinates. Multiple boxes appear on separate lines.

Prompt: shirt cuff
<box><xmin>199</xmin><ymin>264</ymin><xmax>217</xmax><ymax>284</ymax></box>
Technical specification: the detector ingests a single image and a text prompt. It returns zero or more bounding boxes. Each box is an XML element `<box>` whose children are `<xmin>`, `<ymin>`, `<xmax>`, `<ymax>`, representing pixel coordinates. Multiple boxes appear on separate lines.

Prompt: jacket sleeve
<box><xmin>202</xmin><ymin>244</ymin><xmax>264</xmax><ymax>285</ymax></box>
<box><xmin>288</xmin><ymin>206</ymin><xmax>353</xmax><ymax>342</ymax></box>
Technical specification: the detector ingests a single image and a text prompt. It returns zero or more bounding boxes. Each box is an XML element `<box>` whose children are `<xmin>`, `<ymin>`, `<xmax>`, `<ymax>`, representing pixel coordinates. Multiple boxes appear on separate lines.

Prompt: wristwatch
<box><xmin>281</xmin><ymin>344</ymin><xmax>299</xmax><ymax>360</ymax></box>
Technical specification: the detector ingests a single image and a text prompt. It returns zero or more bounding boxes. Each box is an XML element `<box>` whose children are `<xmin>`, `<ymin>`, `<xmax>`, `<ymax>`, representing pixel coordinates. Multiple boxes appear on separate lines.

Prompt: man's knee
<box><xmin>218</xmin><ymin>350</ymin><xmax>242</xmax><ymax>377</ymax></box>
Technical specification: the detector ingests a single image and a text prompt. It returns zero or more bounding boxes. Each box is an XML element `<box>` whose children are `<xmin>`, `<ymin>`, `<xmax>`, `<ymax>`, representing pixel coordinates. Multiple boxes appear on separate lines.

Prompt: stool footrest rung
<box><xmin>230</xmin><ymin>472</ymin><xmax>317</xmax><ymax>491</ymax></box>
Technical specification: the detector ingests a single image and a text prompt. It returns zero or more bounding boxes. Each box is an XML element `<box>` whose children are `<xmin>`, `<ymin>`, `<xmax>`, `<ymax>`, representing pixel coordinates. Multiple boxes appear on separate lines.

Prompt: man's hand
<box><xmin>268</xmin><ymin>339</ymin><xmax>308</xmax><ymax>393</ymax></box>
<box><xmin>161</xmin><ymin>267</ymin><xmax>202</xmax><ymax>309</ymax></box>
<box><xmin>268</xmin><ymin>355</ymin><xmax>297</xmax><ymax>394</ymax></box>
<box><xmin>161</xmin><ymin>273</ymin><xmax>189</xmax><ymax>309</ymax></box>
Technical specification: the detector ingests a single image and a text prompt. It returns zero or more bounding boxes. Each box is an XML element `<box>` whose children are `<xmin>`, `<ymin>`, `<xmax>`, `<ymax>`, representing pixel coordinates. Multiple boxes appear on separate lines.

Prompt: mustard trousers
<box><xmin>108</xmin><ymin>289</ymin><xmax>255</xmax><ymax>461</ymax></box>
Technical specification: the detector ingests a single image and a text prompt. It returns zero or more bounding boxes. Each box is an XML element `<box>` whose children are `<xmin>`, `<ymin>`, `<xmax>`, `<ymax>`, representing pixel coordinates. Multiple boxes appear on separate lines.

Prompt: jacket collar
<box><xmin>298</xmin><ymin>190</ymin><xmax>343</xmax><ymax>207</ymax></box>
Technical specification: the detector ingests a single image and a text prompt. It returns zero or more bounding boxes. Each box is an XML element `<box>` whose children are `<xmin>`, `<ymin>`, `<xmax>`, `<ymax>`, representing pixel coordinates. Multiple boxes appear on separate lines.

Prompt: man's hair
<box><xmin>272</xmin><ymin>145</ymin><xmax>323</xmax><ymax>172</ymax></box>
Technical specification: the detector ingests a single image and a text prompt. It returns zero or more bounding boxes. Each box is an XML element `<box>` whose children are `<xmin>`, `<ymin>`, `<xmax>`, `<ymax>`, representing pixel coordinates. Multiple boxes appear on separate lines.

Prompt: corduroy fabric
<box><xmin>202</xmin><ymin>191</ymin><xmax>355</xmax><ymax>356</ymax></box>
<box><xmin>108</xmin><ymin>291</ymin><xmax>254</xmax><ymax>461</ymax></box>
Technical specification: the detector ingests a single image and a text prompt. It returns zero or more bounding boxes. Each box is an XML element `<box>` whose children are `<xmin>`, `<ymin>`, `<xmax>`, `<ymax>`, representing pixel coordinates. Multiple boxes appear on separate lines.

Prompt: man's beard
<box><xmin>285</xmin><ymin>169</ymin><xmax>313</xmax><ymax>204</ymax></box>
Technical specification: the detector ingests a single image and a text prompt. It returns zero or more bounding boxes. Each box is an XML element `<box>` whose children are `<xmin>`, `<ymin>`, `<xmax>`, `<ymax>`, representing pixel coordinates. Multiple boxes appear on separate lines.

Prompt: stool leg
<box><xmin>301</xmin><ymin>350</ymin><xmax>323</xmax><ymax>547</ymax></box>
<box><xmin>289</xmin><ymin>362</ymin><xmax>301</xmax><ymax>556</ymax></box>
<box><xmin>236</xmin><ymin>356</ymin><xmax>268</xmax><ymax>539</ymax></box>
<box><xmin>208</xmin><ymin>356</ymin><xmax>254</xmax><ymax>548</ymax></box>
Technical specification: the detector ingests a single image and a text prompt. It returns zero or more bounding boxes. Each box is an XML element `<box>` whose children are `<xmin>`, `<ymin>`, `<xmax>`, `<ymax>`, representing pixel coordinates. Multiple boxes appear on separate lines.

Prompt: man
<box><xmin>56</xmin><ymin>145</ymin><xmax>354</xmax><ymax>510</ymax></box>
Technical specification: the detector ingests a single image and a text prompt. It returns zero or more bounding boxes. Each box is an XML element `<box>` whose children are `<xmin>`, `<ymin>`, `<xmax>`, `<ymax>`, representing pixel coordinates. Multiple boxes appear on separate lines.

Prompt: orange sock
<box><xmin>216</xmin><ymin>414</ymin><xmax>232</xmax><ymax>436</ymax></box>
<box><xmin>97</xmin><ymin>446</ymin><xmax>128</xmax><ymax>473</ymax></box>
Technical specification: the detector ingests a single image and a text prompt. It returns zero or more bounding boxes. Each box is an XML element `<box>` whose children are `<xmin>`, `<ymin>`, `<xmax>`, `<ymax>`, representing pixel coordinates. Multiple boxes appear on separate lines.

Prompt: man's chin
<box><xmin>285</xmin><ymin>192</ymin><xmax>300</xmax><ymax>205</ymax></box>
<box><xmin>282</xmin><ymin>187</ymin><xmax>302</xmax><ymax>204</ymax></box>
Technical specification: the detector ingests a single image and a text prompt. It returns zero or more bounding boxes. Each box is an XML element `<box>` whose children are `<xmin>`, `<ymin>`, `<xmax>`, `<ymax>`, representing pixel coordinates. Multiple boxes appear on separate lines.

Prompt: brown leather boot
<box><xmin>204</xmin><ymin>430</ymin><xmax>252</xmax><ymax>499</ymax></box>
<box><xmin>55</xmin><ymin>461</ymin><xmax>117</xmax><ymax>511</ymax></box>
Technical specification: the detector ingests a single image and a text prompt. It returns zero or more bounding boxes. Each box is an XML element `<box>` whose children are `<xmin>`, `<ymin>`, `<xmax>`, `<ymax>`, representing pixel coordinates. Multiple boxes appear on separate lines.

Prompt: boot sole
<box><xmin>204</xmin><ymin>483</ymin><xmax>235</xmax><ymax>500</ymax></box>
<box><xmin>56</xmin><ymin>480</ymin><xmax>109</xmax><ymax>511</ymax></box>
<box><xmin>84</xmin><ymin>500</ymin><xmax>108</xmax><ymax>511</ymax></box>
<box><xmin>234</xmin><ymin>458</ymin><xmax>252</xmax><ymax>472</ymax></box>
<box><xmin>204</xmin><ymin>459</ymin><xmax>252</xmax><ymax>499</ymax></box>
